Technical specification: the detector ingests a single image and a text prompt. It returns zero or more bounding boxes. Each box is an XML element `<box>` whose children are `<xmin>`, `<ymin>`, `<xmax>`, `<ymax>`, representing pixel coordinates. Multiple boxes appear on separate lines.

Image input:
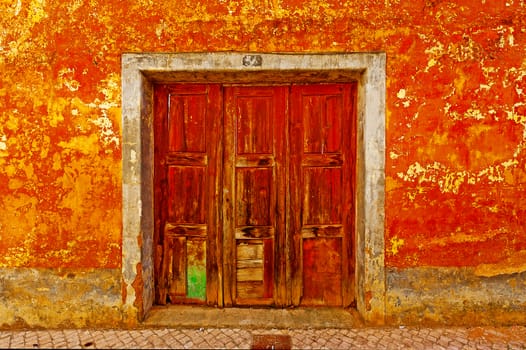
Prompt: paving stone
<box><xmin>0</xmin><ymin>326</ymin><xmax>525</xmax><ymax>349</ymax></box>
<box><xmin>0</xmin><ymin>338</ymin><xmax>10</xmax><ymax>348</ymax></box>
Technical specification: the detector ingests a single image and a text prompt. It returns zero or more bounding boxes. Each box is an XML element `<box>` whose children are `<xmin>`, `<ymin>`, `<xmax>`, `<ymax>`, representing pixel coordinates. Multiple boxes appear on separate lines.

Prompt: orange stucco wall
<box><xmin>1</xmin><ymin>1</ymin><xmax>525</xmax><ymax>273</ymax></box>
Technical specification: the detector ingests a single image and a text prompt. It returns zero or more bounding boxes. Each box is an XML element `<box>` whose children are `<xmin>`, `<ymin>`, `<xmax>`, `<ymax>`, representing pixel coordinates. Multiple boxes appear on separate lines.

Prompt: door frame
<box><xmin>121</xmin><ymin>52</ymin><xmax>386</xmax><ymax>325</ymax></box>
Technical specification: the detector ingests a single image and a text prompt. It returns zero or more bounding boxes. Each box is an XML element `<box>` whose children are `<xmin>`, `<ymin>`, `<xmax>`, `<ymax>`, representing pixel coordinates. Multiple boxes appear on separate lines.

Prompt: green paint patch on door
<box><xmin>187</xmin><ymin>239</ymin><xmax>206</xmax><ymax>300</ymax></box>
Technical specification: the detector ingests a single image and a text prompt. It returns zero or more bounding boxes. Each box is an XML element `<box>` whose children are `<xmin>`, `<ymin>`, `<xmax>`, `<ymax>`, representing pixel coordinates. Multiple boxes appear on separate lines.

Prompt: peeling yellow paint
<box><xmin>57</xmin><ymin>134</ymin><xmax>100</xmax><ymax>155</ymax></box>
<box><xmin>475</xmin><ymin>250</ymin><xmax>526</xmax><ymax>277</ymax></box>
<box><xmin>389</xmin><ymin>151</ymin><xmax>399</xmax><ymax>160</ymax></box>
<box><xmin>47</xmin><ymin>97</ymin><xmax>69</xmax><ymax>127</ymax></box>
<box><xmin>389</xmin><ymin>237</ymin><xmax>405</xmax><ymax>256</ymax></box>
<box><xmin>58</xmin><ymin>68</ymin><xmax>81</xmax><ymax>92</ymax></box>
<box><xmin>28</xmin><ymin>0</ymin><xmax>47</xmax><ymax>24</ymax></box>
<box><xmin>0</xmin><ymin>134</ymin><xmax>7</xmax><ymax>157</ymax></box>
<box><xmin>385</xmin><ymin>176</ymin><xmax>403</xmax><ymax>192</ymax></box>
<box><xmin>428</xmin><ymin>229</ymin><xmax>502</xmax><ymax>247</ymax></box>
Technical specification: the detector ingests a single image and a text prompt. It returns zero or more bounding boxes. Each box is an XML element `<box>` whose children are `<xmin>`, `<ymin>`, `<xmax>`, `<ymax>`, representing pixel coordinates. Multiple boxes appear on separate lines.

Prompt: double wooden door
<box><xmin>154</xmin><ymin>83</ymin><xmax>356</xmax><ymax>308</ymax></box>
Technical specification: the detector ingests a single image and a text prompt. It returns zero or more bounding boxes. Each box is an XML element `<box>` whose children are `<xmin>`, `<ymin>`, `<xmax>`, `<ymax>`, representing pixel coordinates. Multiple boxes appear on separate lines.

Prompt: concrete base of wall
<box><xmin>386</xmin><ymin>267</ymin><xmax>526</xmax><ymax>326</ymax></box>
<box><xmin>2</xmin><ymin>266</ymin><xmax>525</xmax><ymax>328</ymax></box>
<box><xmin>0</xmin><ymin>268</ymin><xmax>132</xmax><ymax>329</ymax></box>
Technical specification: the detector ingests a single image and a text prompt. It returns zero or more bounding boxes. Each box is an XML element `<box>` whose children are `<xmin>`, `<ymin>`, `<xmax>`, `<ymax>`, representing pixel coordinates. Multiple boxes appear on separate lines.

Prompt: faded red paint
<box><xmin>0</xmin><ymin>1</ymin><xmax>525</xmax><ymax>273</ymax></box>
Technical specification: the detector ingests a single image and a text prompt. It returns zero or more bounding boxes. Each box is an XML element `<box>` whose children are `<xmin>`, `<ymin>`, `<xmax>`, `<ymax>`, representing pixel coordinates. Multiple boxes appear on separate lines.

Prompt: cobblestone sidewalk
<box><xmin>0</xmin><ymin>326</ymin><xmax>525</xmax><ymax>349</ymax></box>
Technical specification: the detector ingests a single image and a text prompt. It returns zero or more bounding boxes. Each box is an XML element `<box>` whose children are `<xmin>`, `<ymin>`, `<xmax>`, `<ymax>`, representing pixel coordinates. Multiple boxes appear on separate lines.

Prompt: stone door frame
<box><xmin>121</xmin><ymin>52</ymin><xmax>386</xmax><ymax>324</ymax></box>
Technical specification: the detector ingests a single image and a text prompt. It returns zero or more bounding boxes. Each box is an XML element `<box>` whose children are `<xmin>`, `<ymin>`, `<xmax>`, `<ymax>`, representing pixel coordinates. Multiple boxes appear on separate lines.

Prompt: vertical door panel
<box><xmin>235</xmin><ymin>240</ymin><xmax>274</xmax><ymax>299</ymax></box>
<box><xmin>236</xmin><ymin>168</ymin><xmax>272</xmax><ymax>226</ymax></box>
<box><xmin>186</xmin><ymin>238</ymin><xmax>207</xmax><ymax>300</ymax></box>
<box><xmin>236</xmin><ymin>97</ymin><xmax>273</xmax><ymax>154</ymax></box>
<box><xmin>223</xmin><ymin>86</ymin><xmax>287</xmax><ymax>306</ymax></box>
<box><xmin>290</xmin><ymin>83</ymin><xmax>356</xmax><ymax>307</ymax></box>
<box><xmin>154</xmin><ymin>84</ymin><xmax>222</xmax><ymax>305</ymax></box>
<box><xmin>168</xmin><ymin>94</ymin><xmax>207</xmax><ymax>152</ymax></box>
<box><xmin>167</xmin><ymin>166</ymin><xmax>206</xmax><ymax>224</ymax></box>
<box><xmin>303</xmin><ymin>168</ymin><xmax>342</xmax><ymax>225</ymax></box>
<box><xmin>302</xmin><ymin>237</ymin><xmax>343</xmax><ymax>305</ymax></box>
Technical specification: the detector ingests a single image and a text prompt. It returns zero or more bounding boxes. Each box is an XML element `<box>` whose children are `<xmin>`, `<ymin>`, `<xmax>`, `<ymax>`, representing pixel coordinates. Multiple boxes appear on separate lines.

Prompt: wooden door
<box><xmin>223</xmin><ymin>86</ymin><xmax>287</xmax><ymax>306</ymax></box>
<box><xmin>154</xmin><ymin>82</ymin><xmax>356</xmax><ymax>308</ymax></box>
<box><xmin>154</xmin><ymin>84</ymin><xmax>222</xmax><ymax>306</ymax></box>
<box><xmin>289</xmin><ymin>84</ymin><xmax>356</xmax><ymax>307</ymax></box>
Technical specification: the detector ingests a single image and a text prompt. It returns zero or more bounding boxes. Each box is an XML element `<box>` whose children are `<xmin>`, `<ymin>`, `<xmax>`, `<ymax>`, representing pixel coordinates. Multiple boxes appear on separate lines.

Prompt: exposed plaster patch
<box><xmin>13</xmin><ymin>0</ymin><xmax>22</xmax><ymax>16</ymax></box>
<box><xmin>450</xmin><ymin>107</ymin><xmax>486</xmax><ymax>121</ymax></box>
<box><xmin>85</xmin><ymin>74</ymin><xmax>120</xmax><ymax>148</ymax></box>
<box><xmin>90</xmin><ymin>115</ymin><xmax>120</xmax><ymax>148</ymax></box>
<box><xmin>398</xmin><ymin>101</ymin><xmax>526</xmax><ymax>194</ymax></box>
<box><xmin>395</xmin><ymin>88</ymin><xmax>413</xmax><ymax>108</ymax></box>
<box><xmin>397</xmin><ymin>159</ymin><xmax>519</xmax><ymax>194</ymax></box>
<box><xmin>496</xmin><ymin>26</ymin><xmax>516</xmax><ymax>48</ymax></box>
<box><xmin>0</xmin><ymin>134</ymin><xmax>7</xmax><ymax>156</ymax></box>
<box><xmin>58</xmin><ymin>68</ymin><xmax>80</xmax><ymax>92</ymax></box>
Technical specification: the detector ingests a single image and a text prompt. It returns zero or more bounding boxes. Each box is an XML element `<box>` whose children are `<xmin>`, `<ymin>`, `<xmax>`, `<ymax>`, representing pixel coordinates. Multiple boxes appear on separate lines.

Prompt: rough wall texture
<box><xmin>1</xmin><ymin>0</ymin><xmax>525</xmax><ymax>327</ymax></box>
<box><xmin>0</xmin><ymin>268</ymin><xmax>124</xmax><ymax>328</ymax></box>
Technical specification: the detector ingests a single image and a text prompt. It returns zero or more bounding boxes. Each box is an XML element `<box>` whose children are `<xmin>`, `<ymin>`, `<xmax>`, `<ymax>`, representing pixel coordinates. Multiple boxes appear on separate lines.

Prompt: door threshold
<box><xmin>142</xmin><ymin>305</ymin><xmax>364</xmax><ymax>329</ymax></box>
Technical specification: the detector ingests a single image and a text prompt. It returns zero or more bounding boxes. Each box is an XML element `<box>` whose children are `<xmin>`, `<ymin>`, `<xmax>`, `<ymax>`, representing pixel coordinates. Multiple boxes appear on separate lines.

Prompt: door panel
<box><xmin>235</xmin><ymin>168</ymin><xmax>272</xmax><ymax>226</ymax></box>
<box><xmin>223</xmin><ymin>86</ymin><xmax>287</xmax><ymax>306</ymax></box>
<box><xmin>154</xmin><ymin>84</ymin><xmax>222</xmax><ymax>305</ymax></box>
<box><xmin>167</xmin><ymin>166</ymin><xmax>206</xmax><ymax>224</ymax></box>
<box><xmin>290</xmin><ymin>84</ymin><xmax>356</xmax><ymax>307</ymax></box>
<box><xmin>303</xmin><ymin>167</ymin><xmax>343</xmax><ymax>225</ymax></box>
<box><xmin>302</xmin><ymin>237</ymin><xmax>343</xmax><ymax>305</ymax></box>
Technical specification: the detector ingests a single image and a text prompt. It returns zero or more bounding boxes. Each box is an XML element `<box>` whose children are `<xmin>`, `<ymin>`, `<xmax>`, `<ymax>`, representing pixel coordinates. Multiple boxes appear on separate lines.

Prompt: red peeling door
<box><xmin>290</xmin><ymin>84</ymin><xmax>356</xmax><ymax>306</ymax></box>
<box><xmin>154</xmin><ymin>83</ymin><xmax>356</xmax><ymax>308</ymax></box>
<box><xmin>222</xmin><ymin>86</ymin><xmax>287</xmax><ymax>306</ymax></box>
<box><xmin>154</xmin><ymin>84</ymin><xmax>222</xmax><ymax>305</ymax></box>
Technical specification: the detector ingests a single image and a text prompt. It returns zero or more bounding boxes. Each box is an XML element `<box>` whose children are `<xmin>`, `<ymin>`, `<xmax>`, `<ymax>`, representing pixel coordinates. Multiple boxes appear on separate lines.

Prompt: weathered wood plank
<box><xmin>186</xmin><ymin>238</ymin><xmax>206</xmax><ymax>301</ymax></box>
<box><xmin>301</xmin><ymin>153</ymin><xmax>342</xmax><ymax>167</ymax></box>
<box><xmin>236</xmin><ymin>281</ymin><xmax>265</xmax><ymax>299</ymax></box>
<box><xmin>235</xmin><ymin>227</ymin><xmax>274</xmax><ymax>239</ymax></box>
<box><xmin>301</xmin><ymin>225</ymin><xmax>343</xmax><ymax>238</ymax></box>
<box><xmin>222</xmin><ymin>86</ymin><xmax>236</xmax><ymax>306</ymax></box>
<box><xmin>237</xmin><ymin>259</ymin><xmax>263</xmax><ymax>269</ymax></box>
<box><xmin>165</xmin><ymin>223</ymin><xmax>207</xmax><ymax>236</ymax></box>
<box><xmin>166</xmin><ymin>153</ymin><xmax>208</xmax><ymax>166</ymax></box>
<box><xmin>206</xmin><ymin>84</ymin><xmax>223</xmax><ymax>307</ymax></box>
<box><xmin>167</xmin><ymin>237</ymin><xmax>186</xmax><ymax>301</ymax></box>
<box><xmin>237</xmin><ymin>267</ymin><xmax>264</xmax><ymax>281</ymax></box>
<box><xmin>235</xmin><ymin>155</ymin><xmax>275</xmax><ymax>167</ymax></box>
<box><xmin>236</xmin><ymin>242</ymin><xmax>264</xmax><ymax>260</ymax></box>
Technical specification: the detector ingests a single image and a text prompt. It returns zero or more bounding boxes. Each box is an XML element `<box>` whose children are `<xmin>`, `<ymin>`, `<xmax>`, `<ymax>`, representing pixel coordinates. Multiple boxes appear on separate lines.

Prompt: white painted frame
<box><xmin>121</xmin><ymin>52</ymin><xmax>386</xmax><ymax>324</ymax></box>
